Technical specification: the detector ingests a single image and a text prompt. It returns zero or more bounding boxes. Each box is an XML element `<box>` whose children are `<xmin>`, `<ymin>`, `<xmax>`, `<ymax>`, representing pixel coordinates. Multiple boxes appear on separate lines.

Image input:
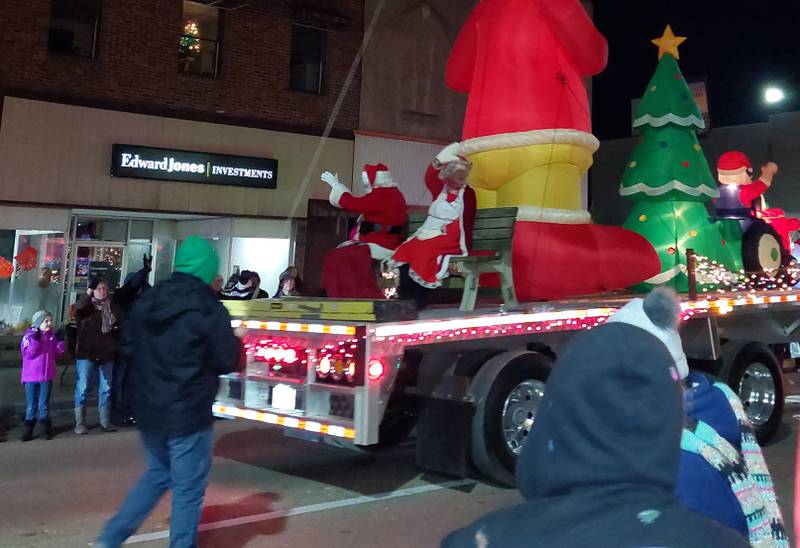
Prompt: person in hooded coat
<box><xmin>219</xmin><ymin>270</ymin><xmax>269</xmax><ymax>300</ymax></box>
<box><xmin>95</xmin><ymin>236</ymin><xmax>241</xmax><ymax>548</ymax></box>
<box><xmin>442</xmin><ymin>295</ymin><xmax>749</xmax><ymax>547</ymax></box>
<box><xmin>608</xmin><ymin>289</ymin><xmax>787</xmax><ymax>547</ymax></box>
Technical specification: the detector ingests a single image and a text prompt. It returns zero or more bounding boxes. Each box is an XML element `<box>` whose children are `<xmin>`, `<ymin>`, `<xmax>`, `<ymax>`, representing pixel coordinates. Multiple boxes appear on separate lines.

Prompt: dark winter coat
<box><xmin>75</xmin><ymin>295</ymin><xmax>123</xmax><ymax>362</ymax></box>
<box><xmin>676</xmin><ymin>371</ymin><xmax>749</xmax><ymax>537</ymax></box>
<box><xmin>442</xmin><ymin>323</ymin><xmax>749</xmax><ymax>548</ymax></box>
<box><xmin>114</xmin><ymin>269</ymin><xmax>151</xmax><ymax>317</ymax></box>
<box><xmin>122</xmin><ymin>272</ymin><xmax>240</xmax><ymax>437</ymax></box>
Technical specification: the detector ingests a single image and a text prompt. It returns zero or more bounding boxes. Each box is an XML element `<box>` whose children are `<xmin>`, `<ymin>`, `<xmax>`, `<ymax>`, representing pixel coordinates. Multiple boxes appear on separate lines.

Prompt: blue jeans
<box><xmin>97</xmin><ymin>428</ymin><xmax>213</xmax><ymax>548</ymax></box>
<box><xmin>24</xmin><ymin>381</ymin><xmax>52</xmax><ymax>421</ymax></box>
<box><xmin>74</xmin><ymin>359</ymin><xmax>114</xmax><ymax>409</ymax></box>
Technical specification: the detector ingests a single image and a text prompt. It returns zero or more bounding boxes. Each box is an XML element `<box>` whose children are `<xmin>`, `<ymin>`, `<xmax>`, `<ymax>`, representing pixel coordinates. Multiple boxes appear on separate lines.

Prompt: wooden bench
<box><xmin>407</xmin><ymin>207</ymin><xmax>519</xmax><ymax>311</ymax></box>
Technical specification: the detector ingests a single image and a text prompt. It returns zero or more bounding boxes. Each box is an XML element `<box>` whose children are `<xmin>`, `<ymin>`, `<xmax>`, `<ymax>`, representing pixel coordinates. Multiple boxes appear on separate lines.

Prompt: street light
<box><xmin>764</xmin><ymin>86</ymin><xmax>786</xmax><ymax>105</ymax></box>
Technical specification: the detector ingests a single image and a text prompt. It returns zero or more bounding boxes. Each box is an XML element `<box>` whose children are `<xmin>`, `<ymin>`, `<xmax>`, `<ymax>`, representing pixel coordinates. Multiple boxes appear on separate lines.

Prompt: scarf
<box><xmin>221</xmin><ymin>281</ymin><xmax>257</xmax><ymax>300</ymax></box>
<box><xmin>93</xmin><ymin>298</ymin><xmax>116</xmax><ymax>334</ymax></box>
<box><xmin>681</xmin><ymin>382</ymin><xmax>788</xmax><ymax>548</ymax></box>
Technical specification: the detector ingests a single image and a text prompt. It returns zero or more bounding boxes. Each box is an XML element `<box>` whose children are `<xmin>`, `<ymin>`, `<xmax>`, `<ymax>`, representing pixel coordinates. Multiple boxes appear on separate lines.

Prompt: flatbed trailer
<box><xmin>214</xmin><ymin>291</ymin><xmax>800</xmax><ymax>485</ymax></box>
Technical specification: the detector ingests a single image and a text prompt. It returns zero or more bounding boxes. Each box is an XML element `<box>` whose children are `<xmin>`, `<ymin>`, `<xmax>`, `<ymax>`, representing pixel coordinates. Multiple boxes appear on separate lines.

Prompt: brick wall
<box><xmin>0</xmin><ymin>0</ymin><xmax>363</xmax><ymax>134</ymax></box>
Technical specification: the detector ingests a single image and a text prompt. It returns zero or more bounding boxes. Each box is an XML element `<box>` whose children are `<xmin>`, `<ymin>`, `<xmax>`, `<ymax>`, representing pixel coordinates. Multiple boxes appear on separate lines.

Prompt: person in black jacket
<box><xmin>96</xmin><ymin>236</ymin><xmax>241</xmax><ymax>548</ymax></box>
<box><xmin>442</xmin><ymin>292</ymin><xmax>749</xmax><ymax>548</ymax></box>
<box><xmin>111</xmin><ymin>255</ymin><xmax>152</xmax><ymax>426</ymax></box>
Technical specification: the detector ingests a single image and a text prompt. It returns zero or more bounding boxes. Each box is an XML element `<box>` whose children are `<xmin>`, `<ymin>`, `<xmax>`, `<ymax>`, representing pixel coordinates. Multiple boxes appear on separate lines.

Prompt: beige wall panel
<box><xmin>0</xmin><ymin>98</ymin><xmax>353</xmax><ymax>218</ymax></box>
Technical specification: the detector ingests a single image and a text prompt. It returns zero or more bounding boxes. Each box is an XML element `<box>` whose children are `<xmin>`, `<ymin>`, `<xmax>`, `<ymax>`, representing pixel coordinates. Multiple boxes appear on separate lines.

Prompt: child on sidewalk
<box><xmin>20</xmin><ymin>310</ymin><xmax>66</xmax><ymax>441</ymax></box>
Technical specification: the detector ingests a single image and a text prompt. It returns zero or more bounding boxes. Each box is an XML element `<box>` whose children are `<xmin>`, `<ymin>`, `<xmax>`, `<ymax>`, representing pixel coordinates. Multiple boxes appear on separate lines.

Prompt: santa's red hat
<box><xmin>362</xmin><ymin>163</ymin><xmax>396</xmax><ymax>188</ymax></box>
<box><xmin>717</xmin><ymin>151</ymin><xmax>753</xmax><ymax>176</ymax></box>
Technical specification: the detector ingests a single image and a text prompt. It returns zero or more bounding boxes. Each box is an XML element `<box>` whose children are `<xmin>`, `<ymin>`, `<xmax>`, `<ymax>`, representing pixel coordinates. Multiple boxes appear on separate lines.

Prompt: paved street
<box><xmin>0</xmin><ymin>417</ymin><xmax>521</xmax><ymax>548</ymax></box>
<box><xmin>0</xmin><ymin>369</ymin><xmax>798</xmax><ymax>547</ymax></box>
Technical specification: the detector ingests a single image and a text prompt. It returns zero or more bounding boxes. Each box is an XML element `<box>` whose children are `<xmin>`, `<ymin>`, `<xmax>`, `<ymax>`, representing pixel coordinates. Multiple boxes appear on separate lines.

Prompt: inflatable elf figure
<box><xmin>620</xmin><ymin>26</ymin><xmax>738</xmax><ymax>291</ymax></box>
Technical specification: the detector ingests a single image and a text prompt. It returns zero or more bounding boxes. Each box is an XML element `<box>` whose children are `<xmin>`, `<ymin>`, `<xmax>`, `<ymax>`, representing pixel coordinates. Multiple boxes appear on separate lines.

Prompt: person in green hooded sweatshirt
<box><xmin>96</xmin><ymin>236</ymin><xmax>242</xmax><ymax>548</ymax></box>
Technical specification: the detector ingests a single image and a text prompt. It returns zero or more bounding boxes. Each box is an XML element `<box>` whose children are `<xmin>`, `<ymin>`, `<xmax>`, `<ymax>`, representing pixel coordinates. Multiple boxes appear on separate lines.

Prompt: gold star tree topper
<box><xmin>651</xmin><ymin>25</ymin><xmax>687</xmax><ymax>60</ymax></box>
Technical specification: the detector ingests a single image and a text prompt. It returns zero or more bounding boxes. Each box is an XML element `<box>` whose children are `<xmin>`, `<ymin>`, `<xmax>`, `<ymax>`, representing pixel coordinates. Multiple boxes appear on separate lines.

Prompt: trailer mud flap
<box><xmin>415</xmin><ymin>374</ymin><xmax>473</xmax><ymax>478</ymax></box>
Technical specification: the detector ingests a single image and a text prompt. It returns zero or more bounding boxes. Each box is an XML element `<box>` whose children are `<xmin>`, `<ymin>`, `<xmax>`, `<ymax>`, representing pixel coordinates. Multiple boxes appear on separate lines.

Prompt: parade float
<box><xmin>214</xmin><ymin>7</ymin><xmax>800</xmax><ymax>486</ymax></box>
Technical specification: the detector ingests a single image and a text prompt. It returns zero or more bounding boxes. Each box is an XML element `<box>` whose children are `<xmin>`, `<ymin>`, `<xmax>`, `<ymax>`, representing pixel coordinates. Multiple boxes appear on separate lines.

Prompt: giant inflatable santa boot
<box><xmin>320</xmin><ymin>164</ymin><xmax>408</xmax><ymax>298</ymax></box>
<box><xmin>446</xmin><ymin>0</ymin><xmax>659</xmax><ymax>300</ymax></box>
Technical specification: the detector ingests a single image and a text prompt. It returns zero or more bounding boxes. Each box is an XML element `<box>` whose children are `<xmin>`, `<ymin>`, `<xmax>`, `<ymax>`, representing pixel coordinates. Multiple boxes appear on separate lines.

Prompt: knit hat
<box><xmin>174</xmin><ymin>236</ymin><xmax>219</xmax><ymax>284</ymax></box>
<box><xmin>607</xmin><ymin>287</ymin><xmax>689</xmax><ymax>379</ymax></box>
<box><xmin>31</xmin><ymin>310</ymin><xmax>51</xmax><ymax>330</ymax></box>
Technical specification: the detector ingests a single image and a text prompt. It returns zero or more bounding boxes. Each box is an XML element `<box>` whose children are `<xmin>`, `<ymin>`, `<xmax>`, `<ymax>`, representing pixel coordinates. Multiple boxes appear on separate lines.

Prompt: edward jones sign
<box><xmin>110</xmin><ymin>144</ymin><xmax>278</xmax><ymax>189</ymax></box>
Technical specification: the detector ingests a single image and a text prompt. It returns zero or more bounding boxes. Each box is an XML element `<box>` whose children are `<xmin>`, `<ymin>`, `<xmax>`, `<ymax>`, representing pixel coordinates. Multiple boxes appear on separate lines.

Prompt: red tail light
<box><xmin>368</xmin><ymin>359</ymin><xmax>385</xmax><ymax>381</ymax></box>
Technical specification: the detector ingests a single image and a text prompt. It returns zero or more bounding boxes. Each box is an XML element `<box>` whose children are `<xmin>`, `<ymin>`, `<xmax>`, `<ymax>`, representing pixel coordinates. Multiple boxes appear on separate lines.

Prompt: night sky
<box><xmin>592</xmin><ymin>1</ymin><xmax>800</xmax><ymax>140</ymax></box>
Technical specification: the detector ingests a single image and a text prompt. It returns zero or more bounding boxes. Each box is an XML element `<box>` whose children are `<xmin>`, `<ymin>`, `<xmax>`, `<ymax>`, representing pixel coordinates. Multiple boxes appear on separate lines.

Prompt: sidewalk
<box><xmin>0</xmin><ymin>363</ymin><xmax>88</xmax><ymax>442</ymax></box>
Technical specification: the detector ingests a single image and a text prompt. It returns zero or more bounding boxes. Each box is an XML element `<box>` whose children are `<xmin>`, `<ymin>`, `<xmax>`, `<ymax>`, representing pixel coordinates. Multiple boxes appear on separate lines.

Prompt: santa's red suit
<box><xmin>390</xmin><ymin>158</ymin><xmax>477</xmax><ymax>288</ymax></box>
<box><xmin>320</xmin><ymin>164</ymin><xmax>408</xmax><ymax>298</ymax></box>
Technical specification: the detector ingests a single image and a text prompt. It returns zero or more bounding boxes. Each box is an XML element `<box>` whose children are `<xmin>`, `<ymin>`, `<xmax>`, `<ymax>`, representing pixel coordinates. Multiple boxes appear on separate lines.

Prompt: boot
<box><xmin>99</xmin><ymin>405</ymin><xmax>117</xmax><ymax>433</ymax></box>
<box><xmin>21</xmin><ymin>420</ymin><xmax>35</xmax><ymax>442</ymax></box>
<box><xmin>40</xmin><ymin>418</ymin><xmax>53</xmax><ymax>441</ymax></box>
<box><xmin>74</xmin><ymin>407</ymin><xmax>88</xmax><ymax>435</ymax></box>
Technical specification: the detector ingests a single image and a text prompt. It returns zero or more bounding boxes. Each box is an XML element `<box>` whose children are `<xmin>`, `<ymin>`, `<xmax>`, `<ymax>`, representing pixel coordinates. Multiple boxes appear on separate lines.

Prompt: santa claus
<box><xmin>389</xmin><ymin>143</ymin><xmax>477</xmax><ymax>292</ymax></box>
<box><xmin>715</xmin><ymin>151</ymin><xmax>799</xmax><ymax>250</ymax></box>
<box><xmin>319</xmin><ymin>164</ymin><xmax>408</xmax><ymax>298</ymax></box>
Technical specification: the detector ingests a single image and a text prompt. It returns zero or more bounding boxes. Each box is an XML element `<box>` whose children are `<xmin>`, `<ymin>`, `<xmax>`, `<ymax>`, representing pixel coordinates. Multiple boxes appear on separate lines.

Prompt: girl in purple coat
<box><xmin>20</xmin><ymin>310</ymin><xmax>66</xmax><ymax>441</ymax></box>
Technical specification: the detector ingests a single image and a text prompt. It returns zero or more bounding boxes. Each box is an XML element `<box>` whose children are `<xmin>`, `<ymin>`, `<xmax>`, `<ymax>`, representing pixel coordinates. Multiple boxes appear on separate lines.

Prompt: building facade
<box><xmin>0</xmin><ymin>0</ymin><xmax>364</xmax><ymax>326</ymax></box>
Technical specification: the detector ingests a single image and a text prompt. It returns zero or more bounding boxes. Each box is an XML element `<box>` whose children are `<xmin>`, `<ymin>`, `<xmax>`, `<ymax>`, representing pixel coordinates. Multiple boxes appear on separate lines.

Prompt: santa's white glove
<box><xmin>434</xmin><ymin>142</ymin><xmax>463</xmax><ymax>167</ymax></box>
<box><xmin>321</xmin><ymin>171</ymin><xmax>348</xmax><ymax>208</ymax></box>
<box><xmin>321</xmin><ymin>171</ymin><xmax>341</xmax><ymax>187</ymax></box>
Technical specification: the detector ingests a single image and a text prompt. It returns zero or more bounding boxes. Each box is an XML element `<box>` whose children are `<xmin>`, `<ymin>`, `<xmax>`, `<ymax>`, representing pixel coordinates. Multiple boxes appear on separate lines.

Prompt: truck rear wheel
<box><xmin>719</xmin><ymin>342</ymin><xmax>784</xmax><ymax>444</ymax></box>
<box><xmin>470</xmin><ymin>351</ymin><xmax>551</xmax><ymax>486</ymax></box>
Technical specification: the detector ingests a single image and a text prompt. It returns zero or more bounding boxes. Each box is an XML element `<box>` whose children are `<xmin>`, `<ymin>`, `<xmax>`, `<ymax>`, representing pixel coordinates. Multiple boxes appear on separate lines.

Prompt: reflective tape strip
<box><xmin>372</xmin><ymin>308</ymin><xmax>615</xmax><ymax>338</ymax></box>
<box><xmin>237</xmin><ymin>320</ymin><xmax>356</xmax><ymax>336</ymax></box>
<box><xmin>681</xmin><ymin>292</ymin><xmax>800</xmax><ymax>313</ymax></box>
<box><xmin>212</xmin><ymin>403</ymin><xmax>355</xmax><ymax>439</ymax></box>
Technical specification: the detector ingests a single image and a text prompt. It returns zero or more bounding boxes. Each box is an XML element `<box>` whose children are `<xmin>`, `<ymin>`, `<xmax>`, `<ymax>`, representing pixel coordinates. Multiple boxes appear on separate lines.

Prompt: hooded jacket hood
<box><xmin>174</xmin><ymin>236</ymin><xmax>219</xmax><ymax>285</ymax></box>
<box><xmin>516</xmin><ymin>322</ymin><xmax>683</xmax><ymax>500</ymax></box>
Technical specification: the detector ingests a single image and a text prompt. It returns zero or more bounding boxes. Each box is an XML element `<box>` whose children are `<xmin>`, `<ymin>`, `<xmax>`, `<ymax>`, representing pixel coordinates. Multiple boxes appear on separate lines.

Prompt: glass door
<box><xmin>67</xmin><ymin>244</ymin><xmax>125</xmax><ymax>314</ymax></box>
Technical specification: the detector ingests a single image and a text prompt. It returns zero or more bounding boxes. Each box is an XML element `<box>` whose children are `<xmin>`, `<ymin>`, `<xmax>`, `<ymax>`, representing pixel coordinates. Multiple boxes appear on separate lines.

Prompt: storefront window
<box><xmin>153</xmin><ymin>238</ymin><xmax>175</xmax><ymax>285</ymax></box>
<box><xmin>130</xmin><ymin>220</ymin><xmax>154</xmax><ymax>241</ymax></box>
<box><xmin>230</xmin><ymin>237</ymin><xmax>290</xmax><ymax>297</ymax></box>
<box><xmin>73</xmin><ymin>245</ymin><xmax>124</xmax><ymax>292</ymax></box>
<box><xmin>67</xmin><ymin>216</ymin><xmax>155</xmax><ymax>315</ymax></box>
<box><xmin>0</xmin><ymin>230</ymin><xmax>66</xmax><ymax>331</ymax></box>
<box><xmin>75</xmin><ymin>218</ymin><xmax>128</xmax><ymax>242</ymax></box>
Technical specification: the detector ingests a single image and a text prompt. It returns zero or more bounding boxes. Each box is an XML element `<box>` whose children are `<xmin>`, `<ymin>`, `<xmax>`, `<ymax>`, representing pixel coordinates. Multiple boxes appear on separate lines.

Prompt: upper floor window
<box><xmin>290</xmin><ymin>24</ymin><xmax>326</xmax><ymax>94</ymax></box>
<box><xmin>180</xmin><ymin>1</ymin><xmax>221</xmax><ymax>77</ymax></box>
<box><xmin>48</xmin><ymin>0</ymin><xmax>100</xmax><ymax>58</ymax></box>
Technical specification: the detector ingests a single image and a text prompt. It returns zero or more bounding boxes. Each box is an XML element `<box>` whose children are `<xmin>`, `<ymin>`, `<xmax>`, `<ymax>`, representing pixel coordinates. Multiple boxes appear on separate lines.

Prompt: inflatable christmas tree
<box><xmin>620</xmin><ymin>26</ymin><xmax>738</xmax><ymax>290</ymax></box>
